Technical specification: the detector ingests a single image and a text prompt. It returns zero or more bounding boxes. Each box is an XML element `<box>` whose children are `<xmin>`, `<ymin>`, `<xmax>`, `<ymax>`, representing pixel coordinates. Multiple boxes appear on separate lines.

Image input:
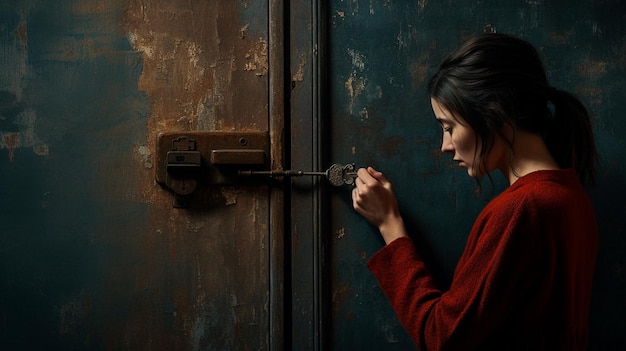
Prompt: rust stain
<box><xmin>574</xmin><ymin>84</ymin><xmax>604</xmax><ymax>105</ymax></box>
<box><xmin>119</xmin><ymin>1</ymin><xmax>271</xmax><ymax>348</ymax></box>
<box><xmin>2</xmin><ymin>132</ymin><xmax>20</xmax><ymax>161</ymax></box>
<box><xmin>410</xmin><ymin>51</ymin><xmax>432</xmax><ymax>89</ymax></box>
<box><xmin>34</xmin><ymin>144</ymin><xmax>49</xmax><ymax>156</ymax></box>
<box><xmin>577</xmin><ymin>58</ymin><xmax>608</xmax><ymax>77</ymax></box>
<box><xmin>123</xmin><ymin>0</ymin><xmax>270</xmax><ymax>206</ymax></box>
<box><xmin>14</xmin><ymin>20</ymin><xmax>27</xmax><ymax>48</ymax></box>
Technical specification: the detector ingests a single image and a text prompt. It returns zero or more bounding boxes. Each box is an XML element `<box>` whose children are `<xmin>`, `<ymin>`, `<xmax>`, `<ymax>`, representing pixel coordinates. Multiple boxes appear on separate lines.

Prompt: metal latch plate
<box><xmin>155</xmin><ymin>131</ymin><xmax>269</xmax><ymax>186</ymax></box>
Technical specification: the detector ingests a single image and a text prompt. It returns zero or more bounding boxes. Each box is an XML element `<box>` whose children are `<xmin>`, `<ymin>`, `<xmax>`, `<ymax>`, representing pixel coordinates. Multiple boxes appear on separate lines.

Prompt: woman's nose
<box><xmin>441</xmin><ymin>133</ymin><xmax>454</xmax><ymax>153</ymax></box>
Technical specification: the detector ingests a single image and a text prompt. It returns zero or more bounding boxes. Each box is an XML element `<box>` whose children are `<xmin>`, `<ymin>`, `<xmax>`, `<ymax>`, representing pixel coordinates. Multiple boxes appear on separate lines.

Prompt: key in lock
<box><xmin>238</xmin><ymin>163</ymin><xmax>358</xmax><ymax>186</ymax></box>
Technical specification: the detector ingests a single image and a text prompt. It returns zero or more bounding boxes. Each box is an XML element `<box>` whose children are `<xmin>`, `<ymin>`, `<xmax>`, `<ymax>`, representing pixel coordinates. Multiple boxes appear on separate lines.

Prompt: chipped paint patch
<box><xmin>345</xmin><ymin>72</ymin><xmax>367</xmax><ymax>115</ymax></box>
<box><xmin>239</xmin><ymin>23</ymin><xmax>250</xmax><ymax>39</ymax></box>
<box><xmin>221</xmin><ymin>188</ymin><xmax>238</xmax><ymax>206</ymax></box>
<box><xmin>0</xmin><ymin>110</ymin><xmax>48</xmax><ymax>161</ymax></box>
<box><xmin>347</xmin><ymin>48</ymin><xmax>367</xmax><ymax>71</ymax></box>
<box><xmin>186</xmin><ymin>219</ymin><xmax>205</xmax><ymax>233</ymax></box>
<box><xmin>336</xmin><ymin>227</ymin><xmax>346</xmax><ymax>239</ymax></box>
<box><xmin>344</xmin><ymin>48</ymin><xmax>369</xmax><ymax>115</ymax></box>
<box><xmin>137</xmin><ymin>145</ymin><xmax>153</xmax><ymax>169</ymax></box>
<box><xmin>292</xmin><ymin>54</ymin><xmax>307</xmax><ymax>82</ymax></box>
<box><xmin>359</xmin><ymin>107</ymin><xmax>369</xmax><ymax>120</ymax></box>
<box><xmin>243</xmin><ymin>37</ymin><xmax>268</xmax><ymax>76</ymax></box>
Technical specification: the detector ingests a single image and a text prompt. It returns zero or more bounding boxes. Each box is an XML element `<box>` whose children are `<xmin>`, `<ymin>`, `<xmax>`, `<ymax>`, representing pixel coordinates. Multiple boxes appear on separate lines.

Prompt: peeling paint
<box><xmin>243</xmin><ymin>37</ymin><xmax>268</xmax><ymax>76</ymax></box>
<box><xmin>136</xmin><ymin>145</ymin><xmax>153</xmax><ymax>169</ymax></box>
<box><xmin>239</xmin><ymin>23</ymin><xmax>250</xmax><ymax>39</ymax></box>
<box><xmin>221</xmin><ymin>188</ymin><xmax>238</xmax><ymax>206</ymax></box>
<box><xmin>345</xmin><ymin>72</ymin><xmax>367</xmax><ymax>115</ymax></box>
<box><xmin>292</xmin><ymin>54</ymin><xmax>307</xmax><ymax>82</ymax></box>
<box><xmin>336</xmin><ymin>227</ymin><xmax>346</xmax><ymax>239</ymax></box>
<box><xmin>347</xmin><ymin>48</ymin><xmax>367</xmax><ymax>71</ymax></box>
<box><xmin>359</xmin><ymin>107</ymin><xmax>369</xmax><ymax>120</ymax></box>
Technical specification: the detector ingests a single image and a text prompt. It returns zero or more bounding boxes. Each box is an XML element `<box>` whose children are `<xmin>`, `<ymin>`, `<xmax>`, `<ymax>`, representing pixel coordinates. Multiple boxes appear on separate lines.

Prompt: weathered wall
<box><xmin>327</xmin><ymin>1</ymin><xmax>626</xmax><ymax>350</ymax></box>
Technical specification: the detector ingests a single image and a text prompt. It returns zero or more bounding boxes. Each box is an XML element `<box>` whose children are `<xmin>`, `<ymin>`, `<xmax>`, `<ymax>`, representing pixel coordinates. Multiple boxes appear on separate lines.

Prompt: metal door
<box><xmin>321</xmin><ymin>1</ymin><xmax>626</xmax><ymax>350</ymax></box>
<box><xmin>1</xmin><ymin>1</ymin><xmax>284</xmax><ymax>350</ymax></box>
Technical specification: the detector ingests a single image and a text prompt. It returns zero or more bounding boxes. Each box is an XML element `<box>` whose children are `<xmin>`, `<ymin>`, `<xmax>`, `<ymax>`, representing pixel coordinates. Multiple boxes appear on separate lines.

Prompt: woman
<box><xmin>352</xmin><ymin>33</ymin><xmax>599</xmax><ymax>350</ymax></box>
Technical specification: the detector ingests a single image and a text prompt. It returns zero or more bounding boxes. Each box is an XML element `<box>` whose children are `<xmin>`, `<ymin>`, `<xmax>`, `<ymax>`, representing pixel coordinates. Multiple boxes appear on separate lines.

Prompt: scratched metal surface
<box><xmin>327</xmin><ymin>1</ymin><xmax>626</xmax><ymax>350</ymax></box>
<box><xmin>0</xmin><ymin>1</ymin><xmax>271</xmax><ymax>350</ymax></box>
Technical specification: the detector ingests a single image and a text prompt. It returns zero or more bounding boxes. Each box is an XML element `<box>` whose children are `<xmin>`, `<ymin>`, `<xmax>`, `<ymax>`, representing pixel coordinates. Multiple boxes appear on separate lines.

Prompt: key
<box><xmin>238</xmin><ymin>163</ymin><xmax>358</xmax><ymax>187</ymax></box>
<box><xmin>325</xmin><ymin>163</ymin><xmax>357</xmax><ymax>186</ymax></box>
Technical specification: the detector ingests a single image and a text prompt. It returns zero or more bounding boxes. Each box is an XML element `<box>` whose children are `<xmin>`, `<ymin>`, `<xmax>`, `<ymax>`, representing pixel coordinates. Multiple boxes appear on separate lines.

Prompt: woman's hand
<box><xmin>352</xmin><ymin>167</ymin><xmax>408</xmax><ymax>245</ymax></box>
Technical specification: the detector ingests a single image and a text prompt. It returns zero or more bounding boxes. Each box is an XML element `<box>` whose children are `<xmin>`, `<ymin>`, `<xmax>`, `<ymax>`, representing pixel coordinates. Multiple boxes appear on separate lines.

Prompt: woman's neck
<box><xmin>502</xmin><ymin>131</ymin><xmax>560</xmax><ymax>185</ymax></box>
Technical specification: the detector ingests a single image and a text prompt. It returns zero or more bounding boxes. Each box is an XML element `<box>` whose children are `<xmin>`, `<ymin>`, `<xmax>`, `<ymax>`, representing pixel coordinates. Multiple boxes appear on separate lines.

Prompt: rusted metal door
<box><xmin>1</xmin><ymin>1</ymin><xmax>285</xmax><ymax>350</ymax></box>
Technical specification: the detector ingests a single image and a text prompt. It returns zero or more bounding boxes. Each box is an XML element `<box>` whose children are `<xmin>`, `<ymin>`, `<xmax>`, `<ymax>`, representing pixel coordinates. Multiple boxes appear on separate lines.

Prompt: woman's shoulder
<box><xmin>482</xmin><ymin>169</ymin><xmax>586</xmax><ymax>217</ymax></box>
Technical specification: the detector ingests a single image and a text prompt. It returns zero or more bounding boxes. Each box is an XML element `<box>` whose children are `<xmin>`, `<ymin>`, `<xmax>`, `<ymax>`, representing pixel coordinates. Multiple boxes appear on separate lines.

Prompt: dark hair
<box><xmin>428</xmin><ymin>33</ymin><xmax>598</xmax><ymax>186</ymax></box>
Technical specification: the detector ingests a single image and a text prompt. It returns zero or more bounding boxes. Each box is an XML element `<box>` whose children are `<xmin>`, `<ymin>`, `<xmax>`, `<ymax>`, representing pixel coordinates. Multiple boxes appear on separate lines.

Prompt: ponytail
<box><xmin>545</xmin><ymin>88</ymin><xmax>598</xmax><ymax>186</ymax></box>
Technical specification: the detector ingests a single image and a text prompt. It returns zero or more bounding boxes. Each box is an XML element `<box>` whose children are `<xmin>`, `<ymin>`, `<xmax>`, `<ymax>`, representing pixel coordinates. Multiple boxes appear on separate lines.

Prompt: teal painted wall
<box><xmin>328</xmin><ymin>1</ymin><xmax>626</xmax><ymax>350</ymax></box>
<box><xmin>1</xmin><ymin>1</ymin><xmax>150</xmax><ymax>349</ymax></box>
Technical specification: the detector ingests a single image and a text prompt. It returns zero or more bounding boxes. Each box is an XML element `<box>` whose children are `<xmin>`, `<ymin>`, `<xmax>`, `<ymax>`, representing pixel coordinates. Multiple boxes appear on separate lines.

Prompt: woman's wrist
<box><xmin>378</xmin><ymin>217</ymin><xmax>408</xmax><ymax>245</ymax></box>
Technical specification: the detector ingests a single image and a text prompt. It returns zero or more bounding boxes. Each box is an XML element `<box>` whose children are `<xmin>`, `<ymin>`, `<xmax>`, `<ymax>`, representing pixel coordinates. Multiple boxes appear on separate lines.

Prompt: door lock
<box><xmin>155</xmin><ymin>131</ymin><xmax>357</xmax><ymax>207</ymax></box>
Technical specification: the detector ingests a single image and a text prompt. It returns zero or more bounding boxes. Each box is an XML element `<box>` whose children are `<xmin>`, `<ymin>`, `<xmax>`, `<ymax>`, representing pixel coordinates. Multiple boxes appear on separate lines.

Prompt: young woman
<box><xmin>352</xmin><ymin>33</ymin><xmax>599</xmax><ymax>350</ymax></box>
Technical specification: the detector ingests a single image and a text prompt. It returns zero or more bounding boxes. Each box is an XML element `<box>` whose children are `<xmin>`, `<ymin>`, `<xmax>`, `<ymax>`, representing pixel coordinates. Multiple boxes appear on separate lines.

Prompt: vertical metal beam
<box><xmin>314</xmin><ymin>3</ymin><xmax>329</xmax><ymax>349</ymax></box>
<box><xmin>312</xmin><ymin>2</ymin><xmax>328</xmax><ymax>349</ymax></box>
<box><xmin>269</xmin><ymin>0</ymin><xmax>286</xmax><ymax>350</ymax></box>
<box><xmin>289</xmin><ymin>0</ymin><xmax>329</xmax><ymax>349</ymax></box>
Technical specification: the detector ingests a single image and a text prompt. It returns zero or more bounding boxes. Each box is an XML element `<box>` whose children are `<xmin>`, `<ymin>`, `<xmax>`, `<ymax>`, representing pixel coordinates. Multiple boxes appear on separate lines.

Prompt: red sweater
<box><xmin>367</xmin><ymin>169</ymin><xmax>598</xmax><ymax>351</ymax></box>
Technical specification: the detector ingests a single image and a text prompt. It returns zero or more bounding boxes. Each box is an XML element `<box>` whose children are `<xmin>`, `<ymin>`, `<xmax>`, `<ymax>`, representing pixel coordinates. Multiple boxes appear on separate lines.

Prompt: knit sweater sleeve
<box><xmin>367</xmin><ymin>194</ymin><xmax>548</xmax><ymax>351</ymax></box>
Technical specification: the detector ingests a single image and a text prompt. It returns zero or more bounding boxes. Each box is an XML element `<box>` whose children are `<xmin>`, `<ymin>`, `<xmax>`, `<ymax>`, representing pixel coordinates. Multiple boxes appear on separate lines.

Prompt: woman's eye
<box><xmin>443</xmin><ymin>126</ymin><xmax>452</xmax><ymax>134</ymax></box>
